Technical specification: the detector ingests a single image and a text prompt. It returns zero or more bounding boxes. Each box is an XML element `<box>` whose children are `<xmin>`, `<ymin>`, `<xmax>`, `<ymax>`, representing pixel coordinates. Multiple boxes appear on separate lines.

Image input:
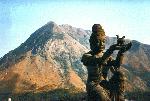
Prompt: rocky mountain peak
<box><xmin>0</xmin><ymin>21</ymin><xmax>88</xmax><ymax>94</ymax></box>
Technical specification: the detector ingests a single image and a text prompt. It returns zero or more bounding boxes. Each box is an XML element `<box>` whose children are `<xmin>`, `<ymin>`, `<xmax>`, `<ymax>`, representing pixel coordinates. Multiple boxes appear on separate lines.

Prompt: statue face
<box><xmin>96</xmin><ymin>32</ymin><xmax>106</xmax><ymax>42</ymax></box>
<box><xmin>96</xmin><ymin>33</ymin><xmax>106</xmax><ymax>51</ymax></box>
<box><xmin>89</xmin><ymin>33</ymin><xmax>106</xmax><ymax>54</ymax></box>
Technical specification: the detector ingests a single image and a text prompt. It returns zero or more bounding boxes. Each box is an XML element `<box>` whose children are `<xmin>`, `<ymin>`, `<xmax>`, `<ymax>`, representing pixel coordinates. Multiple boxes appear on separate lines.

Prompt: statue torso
<box><xmin>82</xmin><ymin>51</ymin><xmax>105</xmax><ymax>83</ymax></box>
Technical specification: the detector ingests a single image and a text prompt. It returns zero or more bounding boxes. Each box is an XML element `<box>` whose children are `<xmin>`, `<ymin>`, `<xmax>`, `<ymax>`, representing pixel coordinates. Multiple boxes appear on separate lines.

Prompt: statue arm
<box><xmin>81</xmin><ymin>52</ymin><xmax>98</xmax><ymax>66</ymax></box>
<box><xmin>106</xmin><ymin>42</ymin><xmax>132</xmax><ymax>68</ymax></box>
<box><xmin>81</xmin><ymin>45</ymin><xmax>117</xmax><ymax>66</ymax></box>
<box><xmin>81</xmin><ymin>42</ymin><xmax>131</xmax><ymax>66</ymax></box>
<box><xmin>98</xmin><ymin>44</ymin><xmax>120</xmax><ymax>65</ymax></box>
<box><xmin>110</xmin><ymin>52</ymin><xmax>124</xmax><ymax>69</ymax></box>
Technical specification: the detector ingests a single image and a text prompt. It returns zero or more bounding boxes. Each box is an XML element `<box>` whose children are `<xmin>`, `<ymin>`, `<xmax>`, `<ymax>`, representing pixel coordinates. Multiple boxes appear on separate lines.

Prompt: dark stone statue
<box><xmin>81</xmin><ymin>24</ymin><xmax>132</xmax><ymax>101</ymax></box>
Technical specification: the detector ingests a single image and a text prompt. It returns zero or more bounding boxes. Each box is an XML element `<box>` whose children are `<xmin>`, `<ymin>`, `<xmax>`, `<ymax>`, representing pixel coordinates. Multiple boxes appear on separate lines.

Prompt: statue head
<box><xmin>90</xmin><ymin>24</ymin><xmax>106</xmax><ymax>54</ymax></box>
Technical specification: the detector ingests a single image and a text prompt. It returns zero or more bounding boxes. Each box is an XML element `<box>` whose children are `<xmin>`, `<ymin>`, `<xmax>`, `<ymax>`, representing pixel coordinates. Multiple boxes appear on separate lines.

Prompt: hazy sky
<box><xmin>0</xmin><ymin>0</ymin><xmax>150</xmax><ymax>58</ymax></box>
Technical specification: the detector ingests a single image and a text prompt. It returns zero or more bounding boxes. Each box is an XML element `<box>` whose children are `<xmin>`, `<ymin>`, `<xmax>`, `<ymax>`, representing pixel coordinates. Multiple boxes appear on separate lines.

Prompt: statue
<box><xmin>81</xmin><ymin>24</ymin><xmax>132</xmax><ymax>101</ymax></box>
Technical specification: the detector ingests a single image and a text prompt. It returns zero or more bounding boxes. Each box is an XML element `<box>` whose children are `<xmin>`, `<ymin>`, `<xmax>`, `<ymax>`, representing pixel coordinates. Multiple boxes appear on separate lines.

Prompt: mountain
<box><xmin>0</xmin><ymin>21</ymin><xmax>150</xmax><ymax>100</ymax></box>
<box><xmin>0</xmin><ymin>22</ymin><xmax>87</xmax><ymax>94</ymax></box>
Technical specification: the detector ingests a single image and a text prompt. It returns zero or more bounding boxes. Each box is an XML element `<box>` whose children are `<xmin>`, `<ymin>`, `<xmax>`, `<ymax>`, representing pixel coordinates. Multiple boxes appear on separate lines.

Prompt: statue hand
<box><xmin>109</xmin><ymin>44</ymin><xmax>122</xmax><ymax>51</ymax></box>
<box><xmin>119</xmin><ymin>42</ymin><xmax>132</xmax><ymax>53</ymax></box>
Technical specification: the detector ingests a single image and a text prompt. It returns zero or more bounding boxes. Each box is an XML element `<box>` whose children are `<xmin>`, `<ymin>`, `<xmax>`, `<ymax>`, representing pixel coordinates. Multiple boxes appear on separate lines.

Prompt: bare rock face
<box><xmin>0</xmin><ymin>21</ymin><xmax>150</xmax><ymax>99</ymax></box>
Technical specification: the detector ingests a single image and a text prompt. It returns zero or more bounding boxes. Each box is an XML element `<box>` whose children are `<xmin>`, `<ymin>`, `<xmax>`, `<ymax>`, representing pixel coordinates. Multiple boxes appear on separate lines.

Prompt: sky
<box><xmin>0</xmin><ymin>0</ymin><xmax>150</xmax><ymax>58</ymax></box>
